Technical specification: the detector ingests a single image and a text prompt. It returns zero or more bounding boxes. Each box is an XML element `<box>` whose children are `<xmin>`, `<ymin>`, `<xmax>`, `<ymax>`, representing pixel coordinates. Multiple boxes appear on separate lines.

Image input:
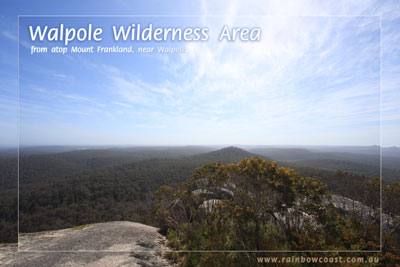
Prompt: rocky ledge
<box><xmin>0</xmin><ymin>221</ymin><xmax>174</xmax><ymax>267</ymax></box>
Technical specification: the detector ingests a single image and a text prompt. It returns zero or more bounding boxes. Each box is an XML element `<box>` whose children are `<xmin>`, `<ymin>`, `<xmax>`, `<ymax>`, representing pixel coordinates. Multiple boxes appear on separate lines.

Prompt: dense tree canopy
<box><xmin>156</xmin><ymin>158</ymin><xmax>400</xmax><ymax>266</ymax></box>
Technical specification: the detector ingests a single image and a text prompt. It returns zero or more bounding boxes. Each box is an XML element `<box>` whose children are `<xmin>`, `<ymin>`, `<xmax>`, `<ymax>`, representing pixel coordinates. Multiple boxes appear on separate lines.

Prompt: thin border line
<box><xmin>17</xmin><ymin>14</ymin><xmax>383</xmax><ymax>253</ymax></box>
<box><xmin>18</xmin><ymin>15</ymin><xmax>380</xmax><ymax>18</ymax></box>
<box><xmin>17</xmin><ymin>250</ymin><xmax>381</xmax><ymax>253</ymax></box>
<box><xmin>17</xmin><ymin>15</ymin><xmax>20</xmax><ymax>253</ymax></box>
<box><xmin>379</xmin><ymin>15</ymin><xmax>383</xmax><ymax>252</ymax></box>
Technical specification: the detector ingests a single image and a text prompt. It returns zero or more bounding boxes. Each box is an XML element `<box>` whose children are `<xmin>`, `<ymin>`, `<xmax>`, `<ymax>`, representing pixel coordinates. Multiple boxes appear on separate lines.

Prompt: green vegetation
<box><xmin>0</xmin><ymin>146</ymin><xmax>399</xmax><ymax>265</ymax></box>
<box><xmin>155</xmin><ymin>158</ymin><xmax>400</xmax><ymax>266</ymax></box>
<box><xmin>72</xmin><ymin>223</ymin><xmax>97</xmax><ymax>230</ymax></box>
<box><xmin>0</xmin><ymin>147</ymin><xmax>259</xmax><ymax>239</ymax></box>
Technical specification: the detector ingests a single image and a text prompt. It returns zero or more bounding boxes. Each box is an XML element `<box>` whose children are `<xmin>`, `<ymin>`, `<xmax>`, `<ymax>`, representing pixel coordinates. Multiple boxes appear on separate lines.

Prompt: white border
<box><xmin>17</xmin><ymin>14</ymin><xmax>383</xmax><ymax>253</ymax></box>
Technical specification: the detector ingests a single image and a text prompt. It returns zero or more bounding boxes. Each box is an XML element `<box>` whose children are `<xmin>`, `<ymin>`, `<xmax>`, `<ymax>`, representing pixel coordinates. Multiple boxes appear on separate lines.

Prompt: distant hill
<box><xmin>248</xmin><ymin>146</ymin><xmax>400</xmax><ymax>182</ymax></box>
<box><xmin>0</xmin><ymin>146</ymin><xmax>102</xmax><ymax>157</ymax></box>
<box><xmin>248</xmin><ymin>147</ymin><xmax>326</xmax><ymax>161</ymax></box>
<box><xmin>188</xmin><ymin>146</ymin><xmax>267</xmax><ymax>163</ymax></box>
<box><xmin>382</xmin><ymin>146</ymin><xmax>400</xmax><ymax>158</ymax></box>
<box><xmin>307</xmin><ymin>145</ymin><xmax>382</xmax><ymax>155</ymax></box>
<box><xmin>3</xmin><ymin>146</ymin><xmax>261</xmax><ymax>188</ymax></box>
<box><xmin>300</xmin><ymin>145</ymin><xmax>400</xmax><ymax>158</ymax></box>
<box><xmin>6</xmin><ymin>146</ymin><xmax>215</xmax><ymax>187</ymax></box>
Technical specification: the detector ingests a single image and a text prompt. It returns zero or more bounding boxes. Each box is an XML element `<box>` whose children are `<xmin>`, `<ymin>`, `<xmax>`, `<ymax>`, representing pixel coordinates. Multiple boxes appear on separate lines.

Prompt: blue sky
<box><xmin>0</xmin><ymin>0</ymin><xmax>399</xmax><ymax>146</ymax></box>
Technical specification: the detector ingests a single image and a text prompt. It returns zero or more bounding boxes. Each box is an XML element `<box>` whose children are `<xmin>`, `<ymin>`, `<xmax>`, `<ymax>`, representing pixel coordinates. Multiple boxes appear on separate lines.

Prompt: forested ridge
<box><xmin>0</xmin><ymin>146</ymin><xmax>399</xmax><ymax>265</ymax></box>
<box><xmin>0</xmin><ymin>147</ymin><xmax>260</xmax><ymax>240</ymax></box>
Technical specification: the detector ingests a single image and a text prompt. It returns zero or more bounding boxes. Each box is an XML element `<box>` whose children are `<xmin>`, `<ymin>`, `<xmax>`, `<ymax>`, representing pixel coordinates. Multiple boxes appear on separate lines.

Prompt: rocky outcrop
<box><xmin>329</xmin><ymin>194</ymin><xmax>395</xmax><ymax>227</ymax></box>
<box><xmin>0</xmin><ymin>221</ymin><xmax>174</xmax><ymax>267</ymax></box>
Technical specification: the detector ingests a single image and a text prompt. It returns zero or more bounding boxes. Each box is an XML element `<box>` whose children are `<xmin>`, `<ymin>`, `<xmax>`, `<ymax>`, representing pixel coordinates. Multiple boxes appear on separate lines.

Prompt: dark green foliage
<box><xmin>0</xmin><ymin>157</ymin><xmax>17</xmax><ymax>243</ymax></box>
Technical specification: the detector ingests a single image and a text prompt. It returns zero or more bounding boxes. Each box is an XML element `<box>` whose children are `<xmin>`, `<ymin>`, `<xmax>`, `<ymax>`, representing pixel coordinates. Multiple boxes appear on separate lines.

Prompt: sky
<box><xmin>0</xmin><ymin>0</ymin><xmax>399</xmax><ymax>147</ymax></box>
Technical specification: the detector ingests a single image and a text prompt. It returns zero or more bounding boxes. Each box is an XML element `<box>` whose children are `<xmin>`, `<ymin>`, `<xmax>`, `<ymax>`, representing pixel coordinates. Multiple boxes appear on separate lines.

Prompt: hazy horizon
<box><xmin>2</xmin><ymin>143</ymin><xmax>397</xmax><ymax>149</ymax></box>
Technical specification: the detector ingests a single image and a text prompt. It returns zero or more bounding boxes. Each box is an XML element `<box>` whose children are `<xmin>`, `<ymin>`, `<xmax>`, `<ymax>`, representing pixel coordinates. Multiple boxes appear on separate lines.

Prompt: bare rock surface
<box><xmin>0</xmin><ymin>221</ymin><xmax>174</xmax><ymax>267</ymax></box>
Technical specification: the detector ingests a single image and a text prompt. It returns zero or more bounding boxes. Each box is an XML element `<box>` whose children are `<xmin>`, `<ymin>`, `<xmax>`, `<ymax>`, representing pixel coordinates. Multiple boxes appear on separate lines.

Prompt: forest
<box><xmin>0</xmin><ymin>145</ymin><xmax>399</xmax><ymax>265</ymax></box>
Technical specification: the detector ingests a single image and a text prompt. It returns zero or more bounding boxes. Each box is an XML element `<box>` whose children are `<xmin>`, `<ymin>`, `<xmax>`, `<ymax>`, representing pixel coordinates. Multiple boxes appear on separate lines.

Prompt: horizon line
<box><xmin>1</xmin><ymin>144</ymin><xmax>398</xmax><ymax>149</ymax></box>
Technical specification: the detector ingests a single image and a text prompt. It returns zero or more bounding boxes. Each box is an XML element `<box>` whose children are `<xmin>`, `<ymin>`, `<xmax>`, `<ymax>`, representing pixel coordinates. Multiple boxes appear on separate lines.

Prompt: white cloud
<box><xmin>53</xmin><ymin>73</ymin><xmax>67</xmax><ymax>79</ymax></box>
<box><xmin>1</xmin><ymin>30</ymin><xmax>17</xmax><ymax>41</ymax></box>
<box><xmin>2</xmin><ymin>30</ymin><xmax>31</xmax><ymax>49</ymax></box>
<box><xmin>88</xmin><ymin>7</ymin><xmax>383</xmax><ymax>145</ymax></box>
<box><xmin>113</xmin><ymin>101</ymin><xmax>134</xmax><ymax>108</ymax></box>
